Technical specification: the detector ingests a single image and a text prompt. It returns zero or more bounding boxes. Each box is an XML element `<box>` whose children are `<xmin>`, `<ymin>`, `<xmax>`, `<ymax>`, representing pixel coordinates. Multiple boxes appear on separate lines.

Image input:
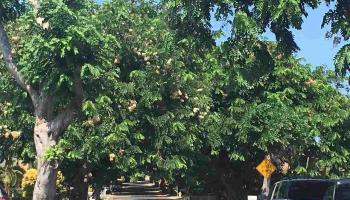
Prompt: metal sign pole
<box><xmin>261</xmin><ymin>176</ymin><xmax>271</xmax><ymax>197</ymax></box>
<box><xmin>256</xmin><ymin>155</ymin><xmax>275</xmax><ymax>199</ymax></box>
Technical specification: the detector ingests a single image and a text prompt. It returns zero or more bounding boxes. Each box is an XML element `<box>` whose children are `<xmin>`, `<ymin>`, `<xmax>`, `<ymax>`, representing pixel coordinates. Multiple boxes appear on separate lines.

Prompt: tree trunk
<box><xmin>32</xmin><ymin>118</ymin><xmax>58</xmax><ymax>200</ymax></box>
<box><xmin>69</xmin><ymin>162</ymin><xmax>91</xmax><ymax>200</ymax></box>
<box><xmin>92</xmin><ymin>186</ymin><xmax>103</xmax><ymax>200</ymax></box>
<box><xmin>214</xmin><ymin>155</ymin><xmax>247</xmax><ymax>200</ymax></box>
<box><xmin>0</xmin><ymin>8</ymin><xmax>83</xmax><ymax>200</ymax></box>
<box><xmin>4</xmin><ymin>183</ymin><xmax>10</xmax><ymax>198</ymax></box>
<box><xmin>32</xmin><ymin>161</ymin><xmax>58</xmax><ymax>200</ymax></box>
<box><xmin>70</xmin><ymin>176</ymin><xmax>89</xmax><ymax>200</ymax></box>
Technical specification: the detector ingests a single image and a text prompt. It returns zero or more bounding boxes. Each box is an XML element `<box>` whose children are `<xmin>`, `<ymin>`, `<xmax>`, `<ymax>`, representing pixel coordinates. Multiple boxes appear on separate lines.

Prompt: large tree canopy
<box><xmin>1</xmin><ymin>0</ymin><xmax>350</xmax><ymax>200</ymax></box>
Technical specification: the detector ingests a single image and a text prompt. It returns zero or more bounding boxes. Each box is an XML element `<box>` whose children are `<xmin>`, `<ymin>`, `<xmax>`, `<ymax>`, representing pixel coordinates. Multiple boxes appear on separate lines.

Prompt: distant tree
<box><xmin>322</xmin><ymin>0</ymin><xmax>350</xmax><ymax>79</ymax></box>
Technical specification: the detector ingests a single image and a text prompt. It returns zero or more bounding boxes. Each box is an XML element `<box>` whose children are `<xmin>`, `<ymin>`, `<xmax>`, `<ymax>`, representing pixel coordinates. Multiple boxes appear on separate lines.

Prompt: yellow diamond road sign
<box><xmin>256</xmin><ymin>159</ymin><xmax>276</xmax><ymax>178</ymax></box>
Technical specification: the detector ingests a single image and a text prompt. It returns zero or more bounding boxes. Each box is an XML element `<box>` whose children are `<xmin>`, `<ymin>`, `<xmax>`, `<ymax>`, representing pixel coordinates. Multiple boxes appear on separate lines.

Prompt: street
<box><xmin>104</xmin><ymin>182</ymin><xmax>182</xmax><ymax>200</ymax></box>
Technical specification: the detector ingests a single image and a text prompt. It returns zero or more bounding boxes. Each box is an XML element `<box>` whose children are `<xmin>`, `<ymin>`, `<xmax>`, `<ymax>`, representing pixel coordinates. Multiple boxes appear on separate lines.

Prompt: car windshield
<box><xmin>287</xmin><ymin>181</ymin><xmax>334</xmax><ymax>200</ymax></box>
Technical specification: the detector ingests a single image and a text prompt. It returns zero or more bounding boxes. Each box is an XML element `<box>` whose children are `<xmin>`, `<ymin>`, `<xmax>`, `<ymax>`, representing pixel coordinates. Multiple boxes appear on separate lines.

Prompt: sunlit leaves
<box><xmin>334</xmin><ymin>44</ymin><xmax>350</xmax><ymax>77</ymax></box>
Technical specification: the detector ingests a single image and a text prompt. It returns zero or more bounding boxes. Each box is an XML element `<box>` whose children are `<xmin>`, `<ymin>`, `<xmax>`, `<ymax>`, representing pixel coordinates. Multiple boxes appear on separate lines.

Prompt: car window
<box><xmin>323</xmin><ymin>185</ymin><xmax>336</xmax><ymax>200</ymax></box>
<box><xmin>287</xmin><ymin>181</ymin><xmax>333</xmax><ymax>200</ymax></box>
<box><xmin>271</xmin><ymin>182</ymin><xmax>288</xmax><ymax>200</ymax></box>
<box><xmin>276</xmin><ymin>182</ymin><xmax>288</xmax><ymax>199</ymax></box>
<box><xmin>335</xmin><ymin>183</ymin><xmax>350</xmax><ymax>200</ymax></box>
<box><xmin>272</xmin><ymin>183</ymin><xmax>281</xmax><ymax>199</ymax></box>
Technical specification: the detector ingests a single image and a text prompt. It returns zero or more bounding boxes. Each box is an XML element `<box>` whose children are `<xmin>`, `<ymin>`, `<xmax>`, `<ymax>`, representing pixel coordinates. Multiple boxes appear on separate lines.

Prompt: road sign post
<box><xmin>256</xmin><ymin>157</ymin><xmax>277</xmax><ymax>197</ymax></box>
<box><xmin>256</xmin><ymin>158</ymin><xmax>277</xmax><ymax>178</ymax></box>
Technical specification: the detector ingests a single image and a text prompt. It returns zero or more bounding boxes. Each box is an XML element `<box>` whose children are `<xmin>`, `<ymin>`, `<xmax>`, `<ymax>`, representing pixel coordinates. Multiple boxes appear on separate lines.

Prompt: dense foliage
<box><xmin>0</xmin><ymin>0</ymin><xmax>350</xmax><ymax>200</ymax></box>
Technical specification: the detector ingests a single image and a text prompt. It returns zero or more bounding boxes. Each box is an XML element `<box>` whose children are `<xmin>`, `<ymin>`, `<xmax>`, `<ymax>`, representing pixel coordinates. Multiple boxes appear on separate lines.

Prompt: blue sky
<box><xmin>285</xmin><ymin>3</ymin><xmax>341</xmax><ymax>69</ymax></box>
<box><xmin>212</xmin><ymin>3</ymin><xmax>342</xmax><ymax>70</ymax></box>
<box><xmin>97</xmin><ymin>0</ymin><xmax>339</xmax><ymax>70</ymax></box>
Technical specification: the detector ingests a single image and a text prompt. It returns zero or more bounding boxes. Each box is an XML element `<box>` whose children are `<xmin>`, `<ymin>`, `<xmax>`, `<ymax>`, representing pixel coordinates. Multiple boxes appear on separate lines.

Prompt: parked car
<box><xmin>0</xmin><ymin>187</ymin><xmax>8</xmax><ymax>200</ymax></box>
<box><xmin>269</xmin><ymin>178</ymin><xmax>350</xmax><ymax>200</ymax></box>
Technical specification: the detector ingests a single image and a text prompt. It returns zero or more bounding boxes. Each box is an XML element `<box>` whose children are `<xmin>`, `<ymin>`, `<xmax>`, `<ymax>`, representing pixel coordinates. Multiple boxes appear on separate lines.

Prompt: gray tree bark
<box><xmin>0</xmin><ymin>20</ymin><xmax>83</xmax><ymax>199</ymax></box>
<box><xmin>31</xmin><ymin>82</ymin><xmax>82</xmax><ymax>200</ymax></box>
<box><xmin>32</xmin><ymin>117</ymin><xmax>58</xmax><ymax>200</ymax></box>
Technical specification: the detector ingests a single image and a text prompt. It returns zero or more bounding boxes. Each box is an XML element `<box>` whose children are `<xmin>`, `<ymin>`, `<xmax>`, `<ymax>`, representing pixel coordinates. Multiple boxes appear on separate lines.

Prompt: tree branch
<box><xmin>28</xmin><ymin>0</ymin><xmax>49</xmax><ymax>29</ymax></box>
<box><xmin>72</xmin><ymin>66</ymin><xmax>84</xmax><ymax>107</ymax></box>
<box><xmin>35</xmin><ymin>91</ymin><xmax>55</xmax><ymax>120</ymax></box>
<box><xmin>50</xmin><ymin>66</ymin><xmax>84</xmax><ymax>139</ymax></box>
<box><xmin>0</xmin><ymin>22</ymin><xmax>39</xmax><ymax>106</ymax></box>
<box><xmin>28</xmin><ymin>0</ymin><xmax>39</xmax><ymax>10</ymax></box>
<box><xmin>49</xmin><ymin>108</ymin><xmax>76</xmax><ymax>139</ymax></box>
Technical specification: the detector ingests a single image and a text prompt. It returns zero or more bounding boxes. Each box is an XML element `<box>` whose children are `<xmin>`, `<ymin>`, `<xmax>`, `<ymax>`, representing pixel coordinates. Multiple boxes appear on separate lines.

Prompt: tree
<box><xmin>0</xmin><ymin>159</ymin><xmax>23</xmax><ymax>197</ymax></box>
<box><xmin>0</xmin><ymin>61</ymin><xmax>34</xmax><ymax>198</ymax></box>
<box><xmin>322</xmin><ymin>0</ymin><xmax>350</xmax><ymax>79</ymax></box>
<box><xmin>0</xmin><ymin>0</ymin><xmax>117</xmax><ymax>199</ymax></box>
<box><xmin>55</xmin><ymin>0</ymin><xmax>211</xmax><ymax>197</ymax></box>
<box><xmin>1</xmin><ymin>1</ymin><xmax>349</xmax><ymax>200</ymax></box>
<box><xmin>152</xmin><ymin>3</ymin><xmax>350</xmax><ymax>198</ymax></box>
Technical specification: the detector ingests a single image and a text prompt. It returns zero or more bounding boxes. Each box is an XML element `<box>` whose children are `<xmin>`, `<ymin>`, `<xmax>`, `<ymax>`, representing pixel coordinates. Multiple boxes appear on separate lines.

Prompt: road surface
<box><xmin>104</xmin><ymin>182</ymin><xmax>183</xmax><ymax>200</ymax></box>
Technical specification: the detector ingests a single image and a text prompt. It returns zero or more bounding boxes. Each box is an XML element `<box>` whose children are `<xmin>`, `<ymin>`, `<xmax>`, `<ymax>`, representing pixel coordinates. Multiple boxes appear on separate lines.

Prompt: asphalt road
<box><xmin>105</xmin><ymin>194</ymin><xmax>182</xmax><ymax>200</ymax></box>
<box><xmin>104</xmin><ymin>182</ymin><xmax>182</xmax><ymax>200</ymax></box>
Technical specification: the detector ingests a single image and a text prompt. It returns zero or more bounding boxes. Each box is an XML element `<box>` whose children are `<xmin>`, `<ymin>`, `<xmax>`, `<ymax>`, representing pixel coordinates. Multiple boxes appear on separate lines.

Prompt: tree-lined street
<box><xmin>0</xmin><ymin>0</ymin><xmax>350</xmax><ymax>199</ymax></box>
<box><xmin>105</xmin><ymin>182</ymin><xmax>182</xmax><ymax>200</ymax></box>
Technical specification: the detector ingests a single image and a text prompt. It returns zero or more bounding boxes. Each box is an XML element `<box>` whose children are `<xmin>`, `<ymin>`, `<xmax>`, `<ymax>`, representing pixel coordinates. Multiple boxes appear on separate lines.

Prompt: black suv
<box><xmin>269</xmin><ymin>179</ymin><xmax>350</xmax><ymax>200</ymax></box>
